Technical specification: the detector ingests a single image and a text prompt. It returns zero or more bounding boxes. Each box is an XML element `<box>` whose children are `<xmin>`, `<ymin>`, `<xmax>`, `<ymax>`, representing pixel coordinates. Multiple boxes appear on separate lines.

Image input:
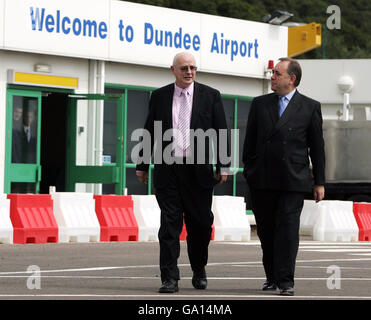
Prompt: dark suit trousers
<box><xmin>249</xmin><ymin>188</ymin><xmax>304</xmax><ymax>289</ymax></box>
<box><xmin>155</xmin><ymin>163</ymin><xmax>214</xmax><ymax>282</ymax></box>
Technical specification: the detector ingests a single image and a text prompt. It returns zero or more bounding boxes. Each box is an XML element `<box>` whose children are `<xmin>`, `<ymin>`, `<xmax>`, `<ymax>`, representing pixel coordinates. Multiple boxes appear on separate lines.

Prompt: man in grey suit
<box><xmin>136</xmin><ymin>52</ymin><xmax>230</xmax><ymax>293</ymax></box>
<box><xmin>242</xmin><ymin>57</ymin><xmax>325</xmax><ymax>296</ymax></box>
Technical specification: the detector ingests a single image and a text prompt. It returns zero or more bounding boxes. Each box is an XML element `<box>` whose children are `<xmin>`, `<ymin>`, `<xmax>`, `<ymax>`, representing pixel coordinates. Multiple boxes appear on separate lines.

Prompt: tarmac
<box><xmin>0</xmin><ymin>228</ymin><xmax>370</xmax><ymax>317</ymax></box>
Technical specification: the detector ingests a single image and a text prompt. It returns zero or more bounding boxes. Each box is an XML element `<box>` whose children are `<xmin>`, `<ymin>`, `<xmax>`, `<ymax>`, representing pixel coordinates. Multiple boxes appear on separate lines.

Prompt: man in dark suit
<box><xmin>12</xmin><ymin>108</ymin><xmax>37</xmax><ymax>164</ymax></box>
<box><xmin>136</xmin><ymin>51</ymin><xmax>230</xmax><ymax>293</ymax></box>
<box><xmin>242</xmin><ymin>57</ymin><xmax>325</xmax><ymax>296</ymax></box>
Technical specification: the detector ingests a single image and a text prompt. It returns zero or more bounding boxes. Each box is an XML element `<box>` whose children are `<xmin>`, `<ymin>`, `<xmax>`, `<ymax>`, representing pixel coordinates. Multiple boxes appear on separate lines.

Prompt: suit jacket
<box><xmin>242</xmin><ymin>90</ymin><xmax>325</xmax><ymax>192</ymax></box>
<box><xmin>12</xmin><ymin>128</ymin><xmax>37</xmax><ymax>164</ymax></box>
<box><xmin>136</xmin><ymin>81</ymin><xmax>230</xmax><ymax>189</ymax></box>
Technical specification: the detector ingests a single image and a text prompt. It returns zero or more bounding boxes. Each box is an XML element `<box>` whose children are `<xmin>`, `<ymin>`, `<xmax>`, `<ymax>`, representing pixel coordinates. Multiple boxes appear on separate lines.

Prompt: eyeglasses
<box><xmin>272</xmin><ymin>70</ymin><xmax>293</xmax><ymax>77</ymax></box>
<box><xmin>272</xmin><ymin>70</ymin><xmax>284</xmax><ymax>77</ymax></box>
<box><xmin>179</xmin><ymin>65</ymin><xmax>197</xmax><ymax>72</ymax></box>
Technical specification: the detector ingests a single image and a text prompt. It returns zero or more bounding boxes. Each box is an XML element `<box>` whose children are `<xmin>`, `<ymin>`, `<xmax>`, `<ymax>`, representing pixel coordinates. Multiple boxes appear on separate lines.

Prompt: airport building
<box><xmin>0</xmin><ymin>0</ymin><xmax>289</xmax><ymax>202</ymax></box>
<box><xmin>5</xmin><ymin>0</ymin><xmax>369</xmax><ymax>204</ymax></box>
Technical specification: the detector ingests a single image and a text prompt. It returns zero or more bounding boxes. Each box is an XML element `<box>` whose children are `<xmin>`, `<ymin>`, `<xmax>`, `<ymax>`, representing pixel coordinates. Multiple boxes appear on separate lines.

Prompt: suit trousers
<box><xmin>155</xmin><ymin>163</ymin><xmax>214</xmax><ymax>282</ymax></box>
<box><xmin>249</xmin><ymin>188</ymin><xmax>304</xmax><ymax>289</ymax></box>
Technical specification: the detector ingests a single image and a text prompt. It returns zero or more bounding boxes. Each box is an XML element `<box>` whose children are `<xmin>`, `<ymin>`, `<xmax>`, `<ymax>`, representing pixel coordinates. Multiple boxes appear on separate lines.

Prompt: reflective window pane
<box><xmin>103</xmin><ymin>88</ymin><xmax>121</xmax><ymax>164</ymax></box>
<box><xmin>11</xmin><ymin>182</ymin><xmax>36</xmax><ymax>194</ymax></box>
<box><xmin>12</xmin><ymin>96</ymin><xmax>38</xmax><ymax>164</ymax></box>
<box><xmin>213</xmin><ymin>178</ymin><xmax>233</xmax><ymax>196</ymax></box>
<box><xmin>126</xmin><ymin>168</ymin><xmax>148</xmax><ymax>195</ymax></box>
<box><xmin>126</xmin><ymin>90</ymin><xmax>150</xmax><ymax>163</ymax></box>
<box><xmin>102</xmin><ymin>183</ymin><xmax>116</xmax><ymax>195</ymax></box>
<box><xmin>237</xmin><ymin>100</ymin><xmax>252</xmax><ymax>168</ymax></box>
<box><xmin>222</xmin><ymin>98</ymin><xmax>235</xmax><ymax>131</ymax></box>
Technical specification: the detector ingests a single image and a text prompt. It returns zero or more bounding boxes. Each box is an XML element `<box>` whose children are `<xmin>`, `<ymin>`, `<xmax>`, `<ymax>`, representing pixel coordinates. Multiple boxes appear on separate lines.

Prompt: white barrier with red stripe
<box><xmin>0</xmin><ymin>194</ymin><xmax>13</xmax><ymax>244</ymax></box>
<box><xmin>3</xmin><ymin>192</ymin><xmax>371</xmax><ymax>244</ymax></box>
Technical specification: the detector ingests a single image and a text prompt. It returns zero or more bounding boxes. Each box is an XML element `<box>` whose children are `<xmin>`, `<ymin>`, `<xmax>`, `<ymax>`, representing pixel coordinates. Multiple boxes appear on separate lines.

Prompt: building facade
<box><xmin>0</xmin><ymin>0</ymin><xmax>288</xmax><ymax>203</ymax></box>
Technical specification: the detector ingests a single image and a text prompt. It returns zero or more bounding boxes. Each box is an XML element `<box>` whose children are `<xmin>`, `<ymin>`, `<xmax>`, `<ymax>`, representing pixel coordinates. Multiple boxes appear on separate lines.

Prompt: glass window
<box><xmin>213</xmin><ymin>178</ymin><xmax>233</xmax><ymax>196</ymax></box>
<box><xmin>11</xmin><ymin>182</ymin><xmax>36</xmax><ymax>194</ymax></box>
<box><xmin>103</xmin><ymin>87</ymin><xmax>122</xmax><ymax>164</ymax></box>
<box><xmin>125</xmin><ymin>168</ymin><xmax>148</xmax><ymax>195</ymax></box>
<box><xmin>11</xmin><ymin>96</ymin><xmax>38</xmax><ymax>164</ymax></box>
<box><xmin>237</xmin><ymin>99</ymin><xmax>251</xmax><ymax>168</ymax></box>
<box><xmin>221</xmin><ymin>98</ymin><xmax>235</xmax><ymax>132</ymax></box>
<box><xmin>103</xmin><ymin>85</ymin><xmax>253</xmax><ymax>198</ymax></box>
<box><xmin>126</xmin><ymin>90</ymin><xmax>150</xmax><ymax>163</ymax></box>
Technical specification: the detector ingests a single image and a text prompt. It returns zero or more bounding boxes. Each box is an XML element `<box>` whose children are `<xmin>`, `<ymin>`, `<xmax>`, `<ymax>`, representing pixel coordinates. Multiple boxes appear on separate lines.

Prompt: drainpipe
<box><xmin>87</xmin><ymin>60</ymin><xmax>105</xmax><ymax>194</ymax></box>
<box><xmin>94</xmin><ymin>60</ymin><xmax>105</xmax><ymax>195</ymax></box>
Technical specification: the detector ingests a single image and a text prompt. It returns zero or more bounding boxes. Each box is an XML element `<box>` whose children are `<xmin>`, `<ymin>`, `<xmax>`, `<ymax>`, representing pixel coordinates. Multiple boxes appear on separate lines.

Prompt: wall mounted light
<box><xmin>34</xmin><ymin>64</ymin><xmax>52</xmax><ymax>73</ymax></box>
<box><xmin>263</xmin><ymin>10</ymin><xmax>293</xmax><ymax>25</ymax></box>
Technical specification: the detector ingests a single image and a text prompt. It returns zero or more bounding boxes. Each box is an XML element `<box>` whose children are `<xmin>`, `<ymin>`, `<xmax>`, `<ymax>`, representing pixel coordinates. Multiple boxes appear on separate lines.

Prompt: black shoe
<box><xmin>192</xmin><ymin>276</ymin><xmax>207</xmax><ymax>290</ymax></box>
<box><xmin>158</xmin><ymin>279</ymin><xmax>179</xmax><ymax>293</ymax></box>
<box><xmin>279</xmin><ymin>287</ymin><xmax>295</xmax><ymax>296</ymax></box>
<box><xmin>262</xmin><ymin>282</ymin><xmax>277</xmax><ymax>291</ymax></box>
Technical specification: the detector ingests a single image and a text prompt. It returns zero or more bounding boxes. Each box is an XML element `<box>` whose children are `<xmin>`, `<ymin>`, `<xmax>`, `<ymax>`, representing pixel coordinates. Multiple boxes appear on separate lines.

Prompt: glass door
<box><xmin>65</xmin><ymin>93</ymin><xmax>126</xmax><ymax>194</ymax></box>
<box><xmin>4</xmin><ymin>89</ymin><xmax>42</xmax><ymax>193</ymax></box>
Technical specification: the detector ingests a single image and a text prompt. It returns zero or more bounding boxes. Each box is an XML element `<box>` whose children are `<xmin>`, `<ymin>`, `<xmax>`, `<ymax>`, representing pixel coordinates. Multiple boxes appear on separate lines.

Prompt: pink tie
<box><xmin>178</xmin><ymin>90</ymin><xmax>191</xmax><ymax>150</ymax></box>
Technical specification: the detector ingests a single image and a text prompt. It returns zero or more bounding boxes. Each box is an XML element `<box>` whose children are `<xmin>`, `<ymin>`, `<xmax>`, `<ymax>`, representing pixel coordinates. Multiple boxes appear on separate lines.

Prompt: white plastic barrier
<box><xmin>132</xmin><ymin>195</ymin><xmax>160</xmax><ymax>241</ymax></box>
<box><xmin>313</xmin><ymin>200</ymin><xmax>359</xmax><ymax>242</ymax></box>
<box><xmin>300</xmin><ymin>200</ymin><xmax>320</xmax><ymax>236</ymax></box>
<box><xmin>51</xmin><ymin>192</ymin><xmax>100</xmax><ymax>243</ymax></box>
<box><xmin>212</xmin><ymin>196</ymin><xmax>251</xmax><ymax>241</ymax></box>
<box><xmin>246</xmin><ymin>213</ymin><xmax>256</xmax><ymax>226</ymax></box>
<box><xmin>0</xmin><ymin>194</ymin><xmax>13</xmax><ymax>244</ymax></box>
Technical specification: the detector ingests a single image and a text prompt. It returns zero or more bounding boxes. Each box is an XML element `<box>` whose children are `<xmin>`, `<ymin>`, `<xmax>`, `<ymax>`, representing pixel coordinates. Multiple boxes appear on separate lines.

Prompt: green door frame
<box><xmin>4</xmin><ymin>89</ymin><xmax>42</xmax><ymax>194</ymax></box>
<box><xmin>105</xmin><ymin>84</ymin><xmax>155</xmax><ymax>195</ymax></box>
<box><xmin>65</xmin><ymin>93</ymin><xmax>126</xmax><ymax>194</ymax></box>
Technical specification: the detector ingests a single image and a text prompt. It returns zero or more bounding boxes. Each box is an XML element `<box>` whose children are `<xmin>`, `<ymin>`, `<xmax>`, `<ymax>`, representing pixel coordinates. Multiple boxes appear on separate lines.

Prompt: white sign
<box><xmin>200</xmin><ymin>14</ymin><xmax>286</xmax><ymax>78</ymax></box>
<box><xmin>0</xmin><ymin>0</ymin><xmax>4</xmax><ymax>48</ymax></box>
<box><xmin>1</xmin><ymin>0</ymin><xmax>288</xmax><ymax>78</ymax></box>
<box><xmin>109</xmin><ymin>1</ymin><xmax>202</xmax><ymax>68</ymax></box>
<box><xmin>4</xmin><ymin>0</ymin><xmax>110</xmax><ymax>60</ymax></box>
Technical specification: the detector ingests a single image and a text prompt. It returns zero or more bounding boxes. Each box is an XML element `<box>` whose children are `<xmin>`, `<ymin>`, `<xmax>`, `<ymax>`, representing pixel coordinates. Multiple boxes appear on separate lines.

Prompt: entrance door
<box><xmin>5</xmin><ymin>89</ymin><xmax>42</xmax><ymax>193</ymax></box>
<box><xmin>40</xmin><ymin>92</ymin><xmax>68</xmax><ymax>193</ymax></box>
<box><xmin>65</xmin><ymin>93</ymin><xmax>126</xmax><ymax>194</ymax></box>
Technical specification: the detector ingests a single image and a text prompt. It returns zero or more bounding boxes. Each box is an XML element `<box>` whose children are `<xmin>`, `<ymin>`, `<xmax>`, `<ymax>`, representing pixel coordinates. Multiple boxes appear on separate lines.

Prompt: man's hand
<box><xmin>136</xmin><ymin>171</ymin><xmax>148</xmax><ymax>184</ymax></box>
<box><xmin>217</xmin><ymin>172</ymin><xmax>228</xmax><ymax>185</ymax></box>
<box><xmin>313</xmin><ymin>185</ymin><xmax>325</xmax><ymax>202</ymax></box>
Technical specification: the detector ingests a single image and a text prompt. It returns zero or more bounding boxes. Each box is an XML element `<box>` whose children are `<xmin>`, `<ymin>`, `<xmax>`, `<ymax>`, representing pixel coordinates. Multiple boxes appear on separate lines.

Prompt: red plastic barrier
<box><xmin>179</xmin><ymin>217</ymin><xmax>215</xmax><ymax>241</ymax></box>
<box><xmin>7</xmin><ymin>194</ymin><xmax>58</xmax><ymax>244</ymax></box>
<box><xmin>94</xmin><ymin>195</ymin><xmax>138</xmax><ymax>242</ymax></box>
<box><xmin>353</xmin><ymin>203</ymin><xmax>371</xmax><ymax>241</ymax></box>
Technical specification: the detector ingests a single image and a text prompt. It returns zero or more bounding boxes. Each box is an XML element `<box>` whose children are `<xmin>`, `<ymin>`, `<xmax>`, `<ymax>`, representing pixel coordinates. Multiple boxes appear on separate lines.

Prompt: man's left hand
<box><xmin>313</xmin><ymin>185</ymin><xmax>325</xmax><ymax>202</ymax></box>
<box><xmin>217</xmin><ymin>173</ymin><xmax>228</xmax><ymax>184</ymax></box>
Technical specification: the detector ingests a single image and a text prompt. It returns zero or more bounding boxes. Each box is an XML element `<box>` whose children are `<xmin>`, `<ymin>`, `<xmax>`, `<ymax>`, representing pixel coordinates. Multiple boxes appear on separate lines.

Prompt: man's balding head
<box><xmin>171</xmin><ymin>52</ymin><xmax>197</xmax><ymax>89</ymax></box>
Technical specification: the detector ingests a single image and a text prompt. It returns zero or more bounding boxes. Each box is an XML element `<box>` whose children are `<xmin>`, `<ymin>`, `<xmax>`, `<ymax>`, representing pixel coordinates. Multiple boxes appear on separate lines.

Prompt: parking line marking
<box><xmin>1</xmin><ymin>258</ymin><xmax>371</xmax><ymax>275</ymax></box>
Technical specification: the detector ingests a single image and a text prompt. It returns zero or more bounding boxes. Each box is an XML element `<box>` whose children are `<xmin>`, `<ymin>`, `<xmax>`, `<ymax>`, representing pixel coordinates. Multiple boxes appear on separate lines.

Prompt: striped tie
<box><xmin>178</xmin><ymin>90</ymin><xmax>191</xmax><ymax>150</ymax></box>
<box><xmin>25</xmin><ymin>127</ymin><xmax>31</xmax><ymax>142</ymax></box>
